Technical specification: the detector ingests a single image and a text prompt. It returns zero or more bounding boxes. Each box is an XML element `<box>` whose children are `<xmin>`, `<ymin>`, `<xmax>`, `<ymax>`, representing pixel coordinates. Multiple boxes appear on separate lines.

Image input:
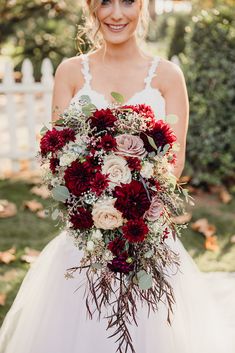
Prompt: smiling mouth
<box><xmin>105</xmin><ymin>23</ymin><xmax>128</xmax><ymax>32</ymax></box>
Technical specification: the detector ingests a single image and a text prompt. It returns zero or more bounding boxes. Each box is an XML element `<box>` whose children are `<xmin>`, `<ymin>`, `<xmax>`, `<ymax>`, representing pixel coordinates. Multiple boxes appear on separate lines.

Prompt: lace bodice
<box><xmin>69</xmin><ymin>53</ymin><xmax>166</xmax><ymax>119</ymax></box>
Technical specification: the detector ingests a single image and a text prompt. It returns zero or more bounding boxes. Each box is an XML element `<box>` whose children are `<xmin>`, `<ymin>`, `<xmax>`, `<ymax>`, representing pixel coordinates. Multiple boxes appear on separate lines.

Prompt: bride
<box><xmin>0</xmin><ymin>0</ymin><xmax>234</xmax><ymax>352</ymax></box>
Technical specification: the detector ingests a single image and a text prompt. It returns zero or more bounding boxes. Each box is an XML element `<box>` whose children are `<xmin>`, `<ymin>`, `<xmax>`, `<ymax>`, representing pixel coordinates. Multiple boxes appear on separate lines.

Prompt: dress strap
<box><xmin>80</xmin><ymin>53</ymin><xmax>92</xmax><ymax>88</ymax></box>
<box><xmin>144</xmin><ymin>56</ymin><xmax>161</xmax><ymax>89</ymax></box>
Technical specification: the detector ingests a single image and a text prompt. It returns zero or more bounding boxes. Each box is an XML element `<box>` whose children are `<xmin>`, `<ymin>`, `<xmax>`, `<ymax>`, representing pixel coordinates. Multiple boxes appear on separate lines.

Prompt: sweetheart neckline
<box><xmin>71</xmin><ymin>85</ymin><xmax>165</xmax><ymax>107</ymax></box>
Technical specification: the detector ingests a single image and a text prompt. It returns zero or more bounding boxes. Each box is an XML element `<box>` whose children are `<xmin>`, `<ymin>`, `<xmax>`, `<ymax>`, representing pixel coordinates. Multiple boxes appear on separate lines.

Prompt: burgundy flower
<box><xmin>108</xmin><ymin>237</ymin><xmax>126</xmax><ymax>256</ymax></box>
<box><xmin>126</xmin><ymin>157</ymin><xmax>142</xmax><ymax>171</ymax></box>
<box><xmin>97</xmin><ymin>134</ymin><xmax>117</xmax><ymax>151</ymax></box>
<box><xmin>64</xmin><ymin>160</ymin><xmax>92</xmax><ymax>197</ymax></box>
<box><xmin>140</xmin><ymin>120</ymin><xmax>177</xmax><ymax>153</ymax></box>
<box><xmin>89</xmin><ymin>108</ymin><xmax>117</xmax><ymax>132</ymax></box>
<box><xmin>114</xmin><ymin>180</ymin><xmax>151</xmax><ymax>220</ymax></box>
<box><xmin>90</xmin><ymin>172</ymin><xmax>109</xmax><ymax>196</ymax></box>
<box><xmin>70</xmin><ymin>207</ymin><xmax>93</xmax><ymax>230</ymax></box>
<box><xmin>60</xmin><ymin>128</ymin><xmax>76</xmax><ymax>143</ymax></box>
<box><xmin>40</xmin><ymin>128</ymin><xmax>64</xmax><ymax>155</ymax></box>
<box><xmin>122</xmin><ymin>218</ymin><xmax>149</xmax><ymax>243</ymax></box>
<box><xmin>107</xmin><ymin>253</ymin><xmax>134</xmax><ymax>274</ymax></box>
<box><xmin>49</xmin><ymin>157</ymin><xmax>59</xmax><ymax>174</ymax></box>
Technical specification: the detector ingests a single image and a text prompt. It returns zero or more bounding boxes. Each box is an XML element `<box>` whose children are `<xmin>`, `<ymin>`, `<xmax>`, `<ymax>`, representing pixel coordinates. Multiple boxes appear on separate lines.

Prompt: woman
<box><xmin>0</xmin><ymin>1</ymin><xmax>234</xmax><ymax>352</ymax></box>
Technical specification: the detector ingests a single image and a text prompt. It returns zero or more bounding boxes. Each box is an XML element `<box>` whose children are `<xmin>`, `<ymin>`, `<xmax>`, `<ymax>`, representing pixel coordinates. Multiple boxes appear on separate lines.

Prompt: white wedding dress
<box><xmin>0</xmin><ymin>53</ymin><xmax>234</xmax><ymax>353</ymax></box>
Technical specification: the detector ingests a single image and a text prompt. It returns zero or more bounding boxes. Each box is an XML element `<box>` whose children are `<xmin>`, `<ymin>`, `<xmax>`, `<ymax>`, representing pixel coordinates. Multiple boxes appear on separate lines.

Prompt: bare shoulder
<box><xmin>54</xmin><ymin>56</ymin><xmax>84</xmax><ymax>94</ymax></box>
<box><xmin>153</xmin><ymin>56</ymin><xmax>186</xmax><ymax>95</ymax></box>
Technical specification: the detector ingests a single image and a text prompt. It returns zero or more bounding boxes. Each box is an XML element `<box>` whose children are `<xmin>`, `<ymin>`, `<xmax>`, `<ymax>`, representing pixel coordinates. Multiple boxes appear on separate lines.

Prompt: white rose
<box><xmin>86</xmin><ymin>240</ymin><xmax>95</xmax><ymax>252</ymax></box>
<box><xmin>140</xmin><ymin>161</ymin><xmax>154</xmax><ymax>179</ymax></box>
<box><xmin>102</xmin><ymin>155</ymin><xmax>131</xmax><ymax>188</ymax></box>
<box><xmin>59</xmin><ymin>153</ymin><xmax>77</xmax><ymax>166</ymax></box>
<box><xmin>92</xmin><ymin>198</ymin><xmax>123</xmax><ymax>230</ymax></box>
<box><xmin>91</xmin><ymin>229</ymin><xmax>103</xmax><ymax>241</ymax></box>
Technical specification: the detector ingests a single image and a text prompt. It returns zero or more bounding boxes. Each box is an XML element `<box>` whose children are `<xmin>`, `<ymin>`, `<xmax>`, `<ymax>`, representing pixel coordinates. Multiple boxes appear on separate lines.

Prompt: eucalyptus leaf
<box><xmin>111</xmin><ymin>91</ymin><xmax>125</xmax><ymax>104</ymax></box>
<box><xmin>51</xmin><ymin>185</ymin><xmax>70</xmax><ymax>202</ymax></box>
<box><xmin>165</xmin><ymin>114</ymin><xmax>179</xmax><ymax>124</ymax></box>
<box><xmin>138</xmin><ymin>273</ymin><xmax>153</xmax><ymax>290</ymax></box>
<box><xmin>40</xmin><ymin>125</ymin><xmax>49</xmax><ymax>136</ymax></box>
<box><xmin>82</xmin><ymin>103</ymin><xmax>96</xmax><ymax>116</ymax></box>
<box><xmin>146</xmin><ymin>135</ymin><xmax>158</xmax><ymax>151</ymax></box>
<box><xmin>137</xmin><ymin>270</ymin><xmax>147</xmax><ymax>279</ymax></box>
<box><xmin>144</xmin><ymin>249</ymin><xmax>154</xmax><ymax>258</ymax></box>
<box><xmin>51</xmin><ymin>208</ymin><xmax>60</xmax><ymax>221</ymax></box>
<box><xmin>80</xmin><ymin>95</ymin><xmax>91</xmax><ymax>104</ymax></box>
<box><xmin>92</xmin><ymin>263</ymin><xmax>102</xmax><ymax>269</ymax></box>
<box><xmin>162</xmin><ymin>143</ymin><xmax>170</xmax><ymax>154</ymax></box>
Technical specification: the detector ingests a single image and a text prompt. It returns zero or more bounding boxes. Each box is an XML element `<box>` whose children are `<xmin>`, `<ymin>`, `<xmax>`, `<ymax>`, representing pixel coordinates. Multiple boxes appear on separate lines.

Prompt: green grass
<box><xmin>0</xmin><ymin>179</ymin><xmax>235</xmax><ymax>325</ymax></box>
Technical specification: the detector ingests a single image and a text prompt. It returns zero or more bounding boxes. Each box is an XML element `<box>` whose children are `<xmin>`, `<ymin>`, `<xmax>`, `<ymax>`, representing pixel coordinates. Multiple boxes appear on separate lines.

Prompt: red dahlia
<box><xmin>40</xmin><ymin>128</ymin><xmax>64</xmax><ymax>155</ymax></box>
<box><xmin>69</xmin><ymin>207</ymin><xmax>93</xmax><ymax>230</ymax></box>
<box><xmin>64</xmin><ymin>160</ymin><xmax>92</xmax><ymax>197</ymax></box>
<box><xmin>122</xmin><ymin>218</ymin><xmax>149</xmax><ymax>243</ymax></box>
<box><xmin>126</xmin><ymin>157</ymin><xmax>142</xmax><ymax>171</ymax></box>
<box><xmin>107</xmin><ymin>253</ymin><xmax>134</xmax><ymax>274</ymax></box>
<box><xmin>108</xmin><ymin>237</ymin><xmax>126</xmax><ymax>256</ymax></box>
<box><xmin>40</xmin><ymin>128</ymin><xmax>76</xmax><ymax>156</ymax></box>
<box><xmin>90</xmin><ymin>172</ymin><xmax>109</xmax><ymax>196</ymax></box>
<box><xmin>114</xmin><ymin>180</ymin><xmax>151</xmax><ymax>220</ymax></box>
<box><xmin>89</xmin><ymin>108</ymin><xmax>117</xmax><ymax>132</ymax></box>
<box><xmin>97</xmin><ymin>134</ymin><xmax>117</xmax><ymax>151</ymax></box>
<box><xmin>49</xmin><ymin>157</ymin><xmax>59</xmax><ymax>174</ymax></box>
<box><xmin>140</xmin><ymin>120</ymin><xmax>177</xmax><ymax>153</ymax></box>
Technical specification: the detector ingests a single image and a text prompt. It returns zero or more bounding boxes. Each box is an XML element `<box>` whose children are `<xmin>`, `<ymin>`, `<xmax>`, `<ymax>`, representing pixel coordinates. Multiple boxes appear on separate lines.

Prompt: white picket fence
<box><xmin>0</xmin><ymin>58</ymin><xmax>54</xmax><ymax>174</ymax></box>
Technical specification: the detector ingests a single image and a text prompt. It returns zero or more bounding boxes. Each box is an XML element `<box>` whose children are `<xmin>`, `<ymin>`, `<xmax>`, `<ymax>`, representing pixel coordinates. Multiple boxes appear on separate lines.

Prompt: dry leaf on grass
<box><xmin>191</xmin><ymin>218</ymin><xmax>216</xmax><ymax>238</ymax></box>
<box><xmin>230</xmin><ymin>235</ymin><xmax>235</xmax><ymax>244</ymax></box>
<box><xmin>219</xmin><ymin>188</ymin><xmax>232</xmax><ymax>204</ymax></box>
<box><xmin>204</xmin><ymin>236</ymin><xmax>219</xmax><ymax>252</ymax></box>
<box><xmin>0</xmin><ymin>247</ymin><xmax>16</xmax><ymax>264</ymax></box>
<box><xmin>36</xmin><ymin>209</ymin><xmax>48</xmax><ymax>219</ymax></box>
<box><xmin>0</xmin><ymin>293</ymin><xmax>7</xmax><ymax>306</ymax></box>
<box><xmin>23</xmin><ymin>199</ymin><xmax>44</xmax><ymax>212</ymax></box>
<box><xmin>20</xmin><ymin>247</ymin><xmax>40</xmax><ymax>264</ymax></box>
<box><xmin>3</xmin><ymin>170</ymin><xmax>42</xmax><ymax>185</ymax></box>
<box><xmin>30</xmin><ymin>185</ymin><xmax>50</xmax><ymax>199</ymax></box>
<box><xmin>172</xmin><ymin>212</ymin><xmax>192</xmax><ymax>224</ymax></box>
<box><xmin>0</xmin><ymin>200</ymin><xmax>17</xmax><ymax>218</ymax></box>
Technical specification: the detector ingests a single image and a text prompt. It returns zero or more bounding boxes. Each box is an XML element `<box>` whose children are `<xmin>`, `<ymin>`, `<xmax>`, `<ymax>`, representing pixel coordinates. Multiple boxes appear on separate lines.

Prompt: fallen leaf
<box><xmin>36</xmin><ymin>209</ymin><xmax>47</xmax><ymax>219</ymax></box>
<box><xmin>23</xmin><ymin>200</ymin><xmax>44</xmax><ymax>212</ymax></box>
<box><xmin>204</xmin><ymin>235</ymin><xmax>219</xmax><ymax>252</ymax></box>
<box><xmin>219</xmin><ymin>188</ymin><xmax>232</xmax><ymax>204</ymax></box>
<box><xmin>30</xmin><ymin>185</ymin><xmax>50</xmax><ymax>199</ymax></box>
<box><xmin>0</xmin><ymin>247</ymin><xmax>16</xmax><ymax>264</ymax></box>
<box><xmin>0</xmin><ymin>293</ymin><xmax>7</xmax><ymax>306</ymax></box>
<box><xmin>172</xmin><ymin>212</ymin><xmax>192</xmax><ymax>224</ymax></box>
<box><xmin>191</xmin><ymin>218</ymin><xmax>216</xmax><ymax>238</ymax></box>
<box><xmin>20</xmin><ymin>247</ymin><xmax>40</xmax><ymax>264</ymax></box>
<box><xmin>0</xmin><ymin>200</ymin><xmax>17</xmax><ymax>218</ymax></box>
<box><xmin>230</xmin><ymin>235</ymin><xmax>235</xmax><ymax>244</ymax></box>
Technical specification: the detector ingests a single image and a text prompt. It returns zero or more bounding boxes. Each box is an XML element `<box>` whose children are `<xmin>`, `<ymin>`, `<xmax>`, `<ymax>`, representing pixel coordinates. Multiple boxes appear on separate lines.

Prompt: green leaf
<box><xmin>144</xmin><ymin>249</ymin><xmax>154</xmax><ymax>258</ymax></box>
<box><xmin>80</xmin><ymin>95</ymin><xmax>91</xmax><ymax>104</ymax></box>
<box><xmin>40</xmin><ymin>125</ymin><xmax>49</xmax><ymax>136</ymax></box>
<box><xmin>138</xmin><ymin>272</ymin><xmax>153</xmax><ymax>290</ymax></box>
<box><xmin>51</xmin><ymin>185</ymin><xmax>70</xmax><ymax>202</ymax></box>
<box><xmin>111</xmin><ymin>91</ymin><xmax>125</xmax><ymax>104</ymax></box>
<box><xmin>165</xmin><ymin>114</ymin><xmax>179</xmax><ymax>124</ymax></box>
<box><xmin>82</xmin><ymin>103</ymin><xmax>96</xmax><ymax>116</ymax></box>
<box><xmin>51</xmin><ymin>208</ymin><xmax>60</xmax><ymax>220</ymax></box>
<box><xmin>146</xmin><ymin>135</ymin><xmax>158</xmax><ymax>151</ymax></box>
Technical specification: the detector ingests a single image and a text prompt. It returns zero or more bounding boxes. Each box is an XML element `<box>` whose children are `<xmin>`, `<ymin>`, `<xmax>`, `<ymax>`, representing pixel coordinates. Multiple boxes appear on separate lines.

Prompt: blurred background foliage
<box><xmin>0</xmin><ymin>0</ymin><xmax>235</xmax><ymax>186</ymax></box>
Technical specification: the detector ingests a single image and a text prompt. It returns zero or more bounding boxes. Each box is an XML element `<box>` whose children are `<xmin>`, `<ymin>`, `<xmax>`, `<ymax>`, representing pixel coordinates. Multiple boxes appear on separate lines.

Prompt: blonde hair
<box><xmin>76</xmin><ymin>0</ymin><xmax>150</xmax><ymax>54</ymax></box>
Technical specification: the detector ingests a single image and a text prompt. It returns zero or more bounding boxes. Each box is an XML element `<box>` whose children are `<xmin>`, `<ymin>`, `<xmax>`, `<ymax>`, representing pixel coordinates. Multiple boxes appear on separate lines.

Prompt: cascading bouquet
<box><xmin>38</xmin><ymin>92</ymin><xmax>191</xmax><ymax>353</ymax></box>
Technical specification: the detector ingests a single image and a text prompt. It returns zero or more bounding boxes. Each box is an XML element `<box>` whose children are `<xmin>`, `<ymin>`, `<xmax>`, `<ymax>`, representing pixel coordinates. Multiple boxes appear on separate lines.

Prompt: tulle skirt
<box><xmin>0</xmin><ymin>229</ymin><xmax>234</xmax><ymax>353</ymax></box>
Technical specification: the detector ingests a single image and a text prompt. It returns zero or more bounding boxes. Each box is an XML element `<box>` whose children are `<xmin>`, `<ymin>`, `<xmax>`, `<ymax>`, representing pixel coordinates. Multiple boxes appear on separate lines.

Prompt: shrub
<box><xmin>181</xmin><ymin>5</ymin><xmax>235</xmax><ymax>185</ymax></box>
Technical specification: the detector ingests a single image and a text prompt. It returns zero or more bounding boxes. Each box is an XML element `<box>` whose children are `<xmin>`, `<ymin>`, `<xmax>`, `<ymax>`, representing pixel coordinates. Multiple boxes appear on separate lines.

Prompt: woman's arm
<box><xmin>51</xmin><ymin>58</ymin><xmax>82</xmax><ymax>123</ymax></box>
<box><xmin>161</xmin><ymin>61</ymin><xmax>190</xmax><ymax>180</ymax></box>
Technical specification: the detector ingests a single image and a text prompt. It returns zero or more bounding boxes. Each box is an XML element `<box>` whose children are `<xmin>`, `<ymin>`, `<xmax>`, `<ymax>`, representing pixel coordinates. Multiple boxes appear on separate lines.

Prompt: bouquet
<box><xmin>38</xmin><ymin>92</ymin><xmax>191</xmax><ymax>353</ymax></box>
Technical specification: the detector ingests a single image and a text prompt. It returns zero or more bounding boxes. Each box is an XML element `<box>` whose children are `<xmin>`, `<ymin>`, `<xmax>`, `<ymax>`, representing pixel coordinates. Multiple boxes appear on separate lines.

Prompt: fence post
<box><xmin>41</xmin><ymin>58</ymin><xmax>54</xmax><ymax>126</ymax></box>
